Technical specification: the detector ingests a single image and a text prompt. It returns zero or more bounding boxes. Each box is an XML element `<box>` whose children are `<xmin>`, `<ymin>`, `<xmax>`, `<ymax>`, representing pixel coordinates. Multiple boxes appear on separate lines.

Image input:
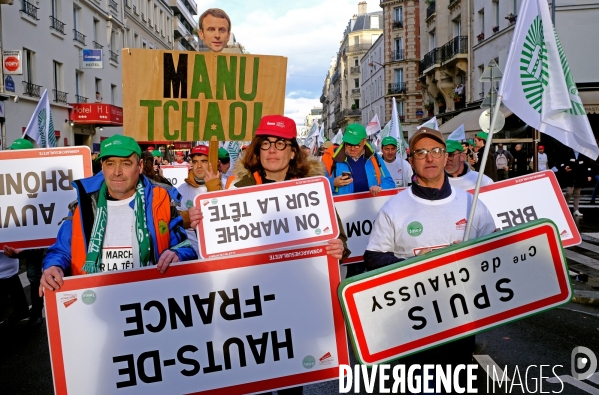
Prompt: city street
<box><xmin>1</xmin><ymin>198</ymin><xmax>598</xmax><ymax>395</ymax></box>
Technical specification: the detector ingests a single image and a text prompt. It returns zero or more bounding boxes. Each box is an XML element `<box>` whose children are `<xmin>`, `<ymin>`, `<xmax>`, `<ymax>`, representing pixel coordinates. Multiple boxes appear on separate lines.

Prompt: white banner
<box><xmin>196</xmin><ymin>177</ymin><xmax>338</xmax><ymax>258</ymax></box>
<box><xmin>333</xmin><ymin>171</ymin><xmax>579</xmax><ymax>264</ymax></box>
<box><xmin>340</xmin><ymin>220</ymin><xmax>571</xmax><ymax>365</ymax></box>
<box><xmin>0</xmin><ymin>147</ymin><xmax>92</xmax><ymax>249</ymax></box>
<box><xmin>45</xmin><ymin>246</ymin><xmax>349</xmax><ymax>395</ymax></box>
<box><xmin>160</xmin><ymin>165</ymin><xmax>189</xmax><ymax>188</ymax></box>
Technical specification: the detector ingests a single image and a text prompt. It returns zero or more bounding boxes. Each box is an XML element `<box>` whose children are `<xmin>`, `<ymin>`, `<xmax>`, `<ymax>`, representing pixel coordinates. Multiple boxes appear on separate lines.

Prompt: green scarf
<box><xmin>82</xmin><ymin>180</ymin><xmax>152</xmax><ymax>274</ymax></box>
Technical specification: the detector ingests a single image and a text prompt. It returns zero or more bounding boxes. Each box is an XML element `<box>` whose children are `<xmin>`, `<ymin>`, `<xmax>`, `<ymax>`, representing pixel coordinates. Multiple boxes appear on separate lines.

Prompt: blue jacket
<box><xmin>328</xmin><ymin>143</ymin><xmax>395</xmax><ymax>195</ymax></box>
<box><xmin>43</xmin><ymin>173</ymin><xmax>197</xmax><ymax>273</ymax></box>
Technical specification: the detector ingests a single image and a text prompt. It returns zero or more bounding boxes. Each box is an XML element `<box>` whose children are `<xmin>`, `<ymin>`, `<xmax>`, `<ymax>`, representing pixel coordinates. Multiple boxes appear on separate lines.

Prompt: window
<box><xmin>514</xmin><ymin>0</ymin><xmax>518</xmax><ymax>14</ymax></box>
<box><xmin>479</xmin><ymin>9</ymin><xmax>485</xmax><ymax>34</ymax></box>
<box><xmin>72</xmin><ymin>5</ymin><xmax>78</xmax><ymax>31</ymax></box>
<box><xmin>394</xmin><ymin>38</ymin><xmax>403</xmax><ymax>60</ymax></box>
<box><xmin>397</xmin><ymin>101</ymin><xmax>404</xmax><ymax>116</ymax></box>
<box><xmin>23</xmin><ymin>48</ymin><xmax>34</xmax><ymax>83</ymax></box>
<box><xmin>111</xmin><ymin>84</ymin><xmax>117</xmax><ymax>105</ymax></box>
<box><xmin>394</xmin><ymin>7</ymin><xmax>403</xmax><ymax>23</ymax></box>
<box><xmin>75</xmin><ymin>70</ymin><xmax>84</xmax><ymax>101</ymax></box>
<box><xmin>134</xmin><ymin>32</ymin><xmax>139</xmax><ymax>48</ymax></box>
<box><xmin>354</xmin><ymin>58</ymin><xmax>358</xmax><ymax>67</ymax></box>
<box><xmin>479</xmin><ymin>65</ymin><xmax>485</xmax><ymax>97</ymax></box>
<box><xmin>53</xmin><ymin>61</ymin><xmax>63</xmax><ymax>91</ymax></box>
<box><xmin>429</xmin><ymin>30</ymin><xmax>436</xmax><ymax>51</ymax></box>
<box><xmin>493</xmin><ymin>0</ymin><xmax>499</xmax><ymax>28</ymax></box>
<box><xmin>353</xmin><ymin>36</ymin><xmax>359</xmax><ymax>46</ymax></box>
<box><xmin>394</xmin><ymin>68</ymin><xmax>404</xmax><ymax>84</ymax></box>
<box><xmin>51</xmin><ymin>0</ymin><xmax>59</xmax><ymax>17</ymax></box>
<box><xmin>93</xmin><ymin>19</ymin><xmax>100</xmax><ymax>44</ymax></box>
<box><xmin>453</xmin><ymin>17</ymin><xmax>461</xmax><ymax>37</ymax></box>
<box><xmin>354</xmin><ymin>78</ymin><xmax>359</xmax><ymax>88</ymax></box>
<box><xmin>110</xmin><ymin>30</ymin><xmax>117</xmax><ymax>50</ymax></box>
<box><xmin>95</xmin><ymin>78</ymin><xmax>102</xmax><ymax>102</ymax></box>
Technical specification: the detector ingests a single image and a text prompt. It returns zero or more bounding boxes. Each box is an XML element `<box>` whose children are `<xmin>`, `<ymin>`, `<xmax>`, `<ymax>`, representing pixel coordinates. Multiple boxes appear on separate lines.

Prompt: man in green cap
<box><xmin>217</xmin><ymin>147</ymin><xmax>232</xmax><ymax>186</ymax></box>
<box><xmin>40</xmin><ymin>135</ymin><xmax>197</xmax><ymax>294</ymax></box>
<box><xmin>8</xmin><ymin>138</ymin><xmax>34</xmax><ymax>150</ymax></box>
<box><xmin>328</xmin><ymin>123</ymin><xmax>394</xmax><ymax>196</ymax></box>
<box><xmin>472</xmin><ymin>131</ymin><xmax>498</xmax><ymax>181</ymax></box>
<box><xmin>381</xmin><ymin>136</ymin><xmax>413</xmax><ymax>188</ymax></box>
<box><xmin>445</xmin><ymin>139</ymin><xmax>493</xmax><ymax>190</ymax></box>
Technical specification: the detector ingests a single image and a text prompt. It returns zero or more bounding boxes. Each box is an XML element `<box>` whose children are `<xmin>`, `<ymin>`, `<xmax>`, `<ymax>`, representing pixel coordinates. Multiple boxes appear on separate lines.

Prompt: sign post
<box><xmin>45</xmin><ymin>246</ymin><xmax>349</xmax><ymax>395</ymax></box>
<box><xmin>339</xmin><ymin>219</ymin><xmax>572</xmax><ymax>365</ymax></box>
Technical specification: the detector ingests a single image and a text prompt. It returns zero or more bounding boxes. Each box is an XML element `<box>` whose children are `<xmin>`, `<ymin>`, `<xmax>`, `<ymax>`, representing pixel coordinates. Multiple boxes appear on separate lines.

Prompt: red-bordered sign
<box><xmin>195</xmin><ymin>177</ymin><xmax>339</xmax><ymax>258</ymax></box>
<box><xmin>45</xmin><ymin>246</ymin><xmax>349</xmax><ymax>395</ymax></box>
<box><xmin>339</xmin><ymin>220</ymin><xmax>571</xmax><ymax>365</ymax></box>
<box><xmin>0</xmin><ymin>147</ymin><xmax>92</xmax><ymax>249</ymax></box>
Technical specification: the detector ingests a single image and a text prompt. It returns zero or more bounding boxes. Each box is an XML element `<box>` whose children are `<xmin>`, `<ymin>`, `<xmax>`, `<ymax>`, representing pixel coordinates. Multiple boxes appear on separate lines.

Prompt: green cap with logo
<box><xmin>9</xmin><ymin>138</ymin><xmax>34</xmax><ymax>150</ymax></box>
<box><xmin>343</xmin><ymin>124</ymin><xmax>367</xmax><ymax>145</ymax></box>
<box><xmin>445</xmin><ymin>140</ymin><xmax>464</xmax><ymax>153</ymax></box>
<box><xmin>381</xmin><ymin>136</ymin><xmax>398</xmax><ymax>147</ymax></box>
<box><xmin>98</xmin><ymin>135</ymin><xmax>142</xmax><ymax>160</ymax></box>
<box><xmin>218</xmin><ymin>147</ymin><xmax>230</xmax><ymax>160</ymax></box>
<box><xmin>152</xmin><ymin>149</ymin><xmax>162</xmax><ymax>157</ymax></box>
<box><xmin>476</xmin><ymin>131</ymin><xmax>489</xmax><ymax>141</ymax></box>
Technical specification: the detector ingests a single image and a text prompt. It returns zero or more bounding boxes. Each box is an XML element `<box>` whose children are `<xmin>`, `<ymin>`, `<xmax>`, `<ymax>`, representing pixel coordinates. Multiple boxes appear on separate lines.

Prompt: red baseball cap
<box><xmin>189</xmin><ymin>145</ymin><xmax>209</xmax><ymax>157</ymax></box>
<box><xmin>538</xmin><ymin>145</ymin><xmax>545</xmax><ymax>150</ymax></box>
<box><xmin>147</xmin><ymin>146</ymin><xmax>155</xmax><ymax>151</ymax></box>
<box><xmin>255</xmin><ymin>115</ymin><xmax>297</xmax><ymax>140</ymax></box>
<box><xmin>175</xmin><ymin>151</ymin><xmax>184</xmax><ymax>156</ymax></box>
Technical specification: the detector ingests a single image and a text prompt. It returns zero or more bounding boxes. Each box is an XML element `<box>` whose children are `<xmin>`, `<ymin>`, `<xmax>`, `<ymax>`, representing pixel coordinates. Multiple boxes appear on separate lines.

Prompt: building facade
<box><xmin>360</xmin><ymin>34</ymin><xmax>385</xmax><ymax>126</ymax></box>
<box><xmin>124</xmin><ymin>0</ymin><xmax>174</xmax><ymax>51</ymax></box>
<box><xmin>1</xmin><ymin>0</ymin><xmax>129</xmax><ymax>149</ymax></box>
<box><xmin>381</xmin><ymin>0</ymin><xmax>422</xmax><ymax>137</ymax></box>
<box><xmin>167</xmin><ymin>0</ymin><xmax>197</xmax><ymax>51</ymax></box>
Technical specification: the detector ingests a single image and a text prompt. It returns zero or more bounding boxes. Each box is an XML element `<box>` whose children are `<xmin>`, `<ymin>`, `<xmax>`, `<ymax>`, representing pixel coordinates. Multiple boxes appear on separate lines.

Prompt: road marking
<box><xmin>473</xmin><ymin>355</ymin><xmax>510</xmax><ymax>381</ymax></box>
<box><xmin>565</xmin><ymin>250</ymin><xmax>599</xmax><ymax>270</ymax></box>
<box><xmin>558</xmin><ymin>307</ymin><xmax>599</xmax><ymax>318</ymax></box>
<box><xmin>547</xmin><ymin>375</ymin><xmax>599</xmax><ymax>394</ymax></box>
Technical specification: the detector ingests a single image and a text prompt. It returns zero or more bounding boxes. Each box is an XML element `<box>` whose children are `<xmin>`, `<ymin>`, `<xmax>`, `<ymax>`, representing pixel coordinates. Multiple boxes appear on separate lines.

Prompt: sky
<box><xmin>197</xmin><ymin>0</ymin><xmax>382</xmax><ymax>125</ymax></box>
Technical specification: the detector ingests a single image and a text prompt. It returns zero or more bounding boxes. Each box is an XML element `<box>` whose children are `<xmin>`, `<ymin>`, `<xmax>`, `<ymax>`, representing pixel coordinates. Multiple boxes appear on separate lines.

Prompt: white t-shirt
<box><xmin>384</xmin><ymin>157</ymin><xmax>413</xmax><ymax>188</ymax></box>
<box><xmin>177</xmin><ymin>182</ymin><xmax>208</xmax><ymax>256</ymax></box>
<box><xmin>532</xmin><ymin>153</ymin><xmax>548</xmax><ymax>171</ymax></box>
<box><xmin>448</xmin><ymin>164</ymin><xmax>494</xmax><ymax>191</ymax></box>
<box><xmin>101</xmin><ymin>196</ymin><xmax>137</xmax><ymax>272</ymax></box>
<box><xmin>366</xmin><ymin>186</ymin><xmax>496</xmax><ymax>259</ymax></box>
<box><xmin>0</xmin><ymin>252</ymin><xmax>19</xmax><ymax>279</ymax></box>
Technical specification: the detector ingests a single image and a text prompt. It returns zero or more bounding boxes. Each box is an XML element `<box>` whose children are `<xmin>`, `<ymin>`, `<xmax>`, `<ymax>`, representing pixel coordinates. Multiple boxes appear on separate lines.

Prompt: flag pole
<box><xmin>464</xmin><ymin>95</ymin><xmax>503</xmax><ymax>241</ymax></box>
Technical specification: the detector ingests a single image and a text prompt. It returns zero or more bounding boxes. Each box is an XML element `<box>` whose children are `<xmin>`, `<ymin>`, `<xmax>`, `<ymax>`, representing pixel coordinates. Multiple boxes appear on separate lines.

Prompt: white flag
<box><xmin>22</xmin><ymin>89</ymin><xmax>57</xmax><ymax>148</ymax></box>
<box><xmin>499</xmin><ymin>0</ymin><xmax>598</xmax><ymax>160</ymax></box>
<box><xmin>223</xmin><ymin>141</ymin><xmax>241</xmax><ymax>161</ymax></box>
<box><xmin>332</xmin><ymin>129</ymin><xmax>343</xmax><ymax>145</ymax></box>
<box><xmin>417</xmin><ymin>116</ymin><xmax>439</xmax><ymax>131</ymax></box>
<box><xmin>316</xmin><ymin>123</ymin><xmax>325</xmax><ymax>146</ymax></box>
<box><xmin>304</xmin><ymin>120</ymin><xmax>319</xmax><ymax>150</ymax></box>
<box><xmin>380</xmin><ymin>120</ymin><xmax>391</xmax><ymax>139</ymax></box>
<box><xmin>366</xmin><ymin>113</ymin><xmax>381</xmax><ymax>136</ymax></box>
<box><xmin>448</xmin><ymin>124</ymin><xmax>466</xmax><ymax>141</ymax></box>
<box><xmin>391</xmin><ymin>98</ymin><xmax>408</xmax><ymax>158</ymax></box>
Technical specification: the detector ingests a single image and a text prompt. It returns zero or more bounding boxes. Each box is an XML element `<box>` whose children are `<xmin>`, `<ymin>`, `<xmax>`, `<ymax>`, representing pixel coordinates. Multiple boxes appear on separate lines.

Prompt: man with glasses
<box><xmin>445</xmin><ymin>139</ymin><xmax>493</xmax><ymax>190</ymax></box>
<box><xmin>328</xmin><ymin>124</ymin><xmax>394</xmax><ymax>196</ymax></box>
<box><xmin>364</xmin><ymin>127</ymin><xmax>496</xmax><ymax>387</ymax></box>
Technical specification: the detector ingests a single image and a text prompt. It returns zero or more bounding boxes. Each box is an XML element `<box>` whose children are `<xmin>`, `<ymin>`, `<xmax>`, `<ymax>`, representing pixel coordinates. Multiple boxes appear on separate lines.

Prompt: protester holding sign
<box><xmin>328</xmin><ymin>124</ymin><xmax>394</xmax><ymax>196</ymax></box>
<box><xmin>40</xmin><ymin>135</ymin><xmax>197</xmax><ymax>293</ymax></box>
<box><xmin>380</xmin><ymin>136</ymin><xmax>412</xmax><ymax>188</ymax></box>
<box><xmin>217</xmin><ymin>147</ymin><xmax>233</xmax><ymax>186</ymax></box>
<box><xmin>363</xmin><ymin>127</ymin><xmax>496</xmax><ymax>386</ymax></box>
<box><xmin>445</xmin><ymin>139</ymin><xmax>493</xmax><ymax>190</ymax></box>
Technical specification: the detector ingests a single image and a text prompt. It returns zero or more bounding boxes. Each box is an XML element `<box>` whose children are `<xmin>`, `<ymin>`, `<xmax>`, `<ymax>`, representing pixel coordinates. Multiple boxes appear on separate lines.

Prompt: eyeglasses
<box><xmin>412</xmin><ymin>147</ymin><xmax>446</xmax><ymax>159</ymax></box>
<box><xmin>260</xmin><ymin>139</ymin><xmax>291</xmax><ymax>151</ymax></box>
<box><xmin>447</xmin><ymin>151</ymin><xmax>462</xmax><ymax>158</ymax></box>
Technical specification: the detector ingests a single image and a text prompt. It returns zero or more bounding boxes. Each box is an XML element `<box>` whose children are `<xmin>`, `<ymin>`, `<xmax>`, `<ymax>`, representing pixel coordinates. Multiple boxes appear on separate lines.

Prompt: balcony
<box><xmin>50</xmin><ymin>16</ymin><xmax>66</xmax><ymax>35</ymax></box>
<box><xmin>109</xmin><ymin>0</ymin><xmax>118</xmax><ymax>11</ymax></box>
<box><xmin>170</xmin><ymin>0</ymin><xmax>196</xmax><ymax>28</ymax></box>
<box><xmin>439</xmin><ymin>35</ymin><xmax>467</xmax><ymax>61</ymax></box>
<box><xmin>343</xmin><ymin>108</ymin><xmax>361</xmax><ymax>117</ymax></box>
<box><xmin>22</xmin><ymin>81</ymin><xmax>42</xmax><ymax>98</ymax></box>
<box><xmin>420</xmin><ymin>47</ymin><xmax>439</xmax><ymax>72</ymax></box>
<box><xmin>20</xmin><ymin>0</ymin><xmax>39</xmax><ymax>20</ymax></box>
<box><xmin>93</xmin><ymin>41</ymin><xmax>103</xmax><ymax>49</ymax></box>
<box><xmin>350</xmin><ymin>66</ymin><xmax>360</xmax><ymax>74</ymax></box>
<box><xmin>174</xmin><ymin>17</ymin><xmax>191</xmax><ymax>38</ymax></box>
<box><xmin>392</xmin><ymin>49</ymin><xmax>404</xmax><ymax>61</ymax></box>
<box><xmin>426</xmin><ymin>2</ymin><xmax>436</xmax><ymax>19</ymax></box>
<box><xmin>141</xmin><ymin>12</ymin><xmax>145</xmax><ymax>21</ymax></box>
<box><xmin>133</xmin><ymin>5</ymin><xmax>137</xmax><ymax>14</ymax></box>
<box><xmin>392</xmin><ymin>20</ymin><xmax>403</xmax><ymax>29</ymax></box>
<box><xmin>73</xmin><ymin>29</ymin><xmax>86</xmax><ymax>45</ymax></box>
<box><xmin>388</xmin><ymin>82</ymin><xmax>406</xmax><ymax>94</ymax></box>
<box><xmin>53</xmin><ymin>89</ymin><xmax>68</xmax><ymax>104</ymax></box>
<box><xmin>109</xmin><ymin>50</ymin><xmax>119</xmax><ymax>63</ymax></box>
<box><xmin>347</xmin><ymin>43</ymin><xmax>371</xmax><ymax>53</ymax></box>
<box><xmin>351</xmin><ymin>88</ymin><xmax>360</xmax><ymax>95</ymax></box>
<box><xmin>75</xmin><ymin>95</ymin><xmax>88</xmax><ymax>103</ymax></box>
<box><xmin>399</xmin><ymin>115</ymin><xmax>405</xmax><ymax>122</ymax></box>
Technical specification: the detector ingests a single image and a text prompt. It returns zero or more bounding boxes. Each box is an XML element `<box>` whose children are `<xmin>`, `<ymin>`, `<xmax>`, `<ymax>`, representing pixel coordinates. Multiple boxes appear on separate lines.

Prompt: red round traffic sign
<box><xmin>4</xmin><ymin>56</ymin><xmax>20</xmax><ymax>72</ymax></box>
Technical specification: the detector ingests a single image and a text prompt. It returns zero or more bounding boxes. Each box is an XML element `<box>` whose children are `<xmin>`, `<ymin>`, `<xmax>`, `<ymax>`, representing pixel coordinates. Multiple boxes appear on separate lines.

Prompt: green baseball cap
<box><xmin>9</xmin><ymin>138</ymin><xmax>34</xmax><ymax>150</ymax></box>
<box><xmin>152</xmin><ymin>149</ymin><xmax>163</xmax><ymax>157</ymax></box>
<box><xmin>218</xmin><ymin>147</ymin><xmax>229</xmax><ymax>160</ymax></box>
<box><xmin>467</xmin><ymin>139</ymin><xmax>475</xmax><ymax>146</ymax></box>
<box><xmin>476</xmin><ymin>131</ymin><xmax>489</xmax><ymax>141</ymax></box>
<box><xmin>381</xmin><ymin>136</ymin><xmax>398</xmax><ymax>147</ymax></box>
<box><xmin>343</xmin><ymin>124</ymin><xmax>367</xmax><ymax>145</ymax></box>
<box><xmin>445</xmin><ymin>139</ymin><xmax>464</xmax><ymax>153</ymax></box>
<box><xmin>98</xmin><ymin>135</ymin><xmax>142</xmax><ymax>160</ymax></box>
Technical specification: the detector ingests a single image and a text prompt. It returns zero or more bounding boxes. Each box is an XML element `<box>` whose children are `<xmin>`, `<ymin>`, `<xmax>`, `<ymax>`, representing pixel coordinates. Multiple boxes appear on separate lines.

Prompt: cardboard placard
<box><xmin>339</xmin><ymin>219</ymin><xmax>571</xmax><ymax>365</ymax></box>
<box><xmin>45</xmin><ymin>246</ymin><xmax>349</xmax><ymax>395</ymax></box>
<box><xmin>195</xmin><ymin>177</ymin><xmax>339</xmax><ymax>258</ymax></box>
<box><xmin>333</xmin><ymin>171</ymin><xmax>579</xmax><ymax>264</ymax></box>
<box><xmin>122</xmin><ymin>49</ymin><xmax>287</xmax><ymax>142</ymax></box>
<box><xmin>160</xmin><ymin>165</ymin><xmax>189</xmax><ymax>188</ymax></box>
<box><xmin>0</xmin><ymin>147</ymin><xmax>92</xmax><ymax>249</ymax></box>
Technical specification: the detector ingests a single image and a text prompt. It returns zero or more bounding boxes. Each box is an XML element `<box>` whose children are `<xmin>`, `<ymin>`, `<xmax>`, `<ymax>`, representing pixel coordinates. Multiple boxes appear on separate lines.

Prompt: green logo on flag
<box><xmin>520</xmin><ymin>16</ymin><xmax>548</xmax><ymax>113</ymax></box>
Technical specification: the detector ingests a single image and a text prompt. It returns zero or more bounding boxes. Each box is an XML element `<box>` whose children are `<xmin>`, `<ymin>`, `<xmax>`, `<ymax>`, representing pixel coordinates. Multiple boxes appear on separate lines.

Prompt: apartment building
<box><xmin>360</xmin><ymin>34</ymin><xmax>385</xmax><ymax>126</ymax></box>
<box><xmin>124</xmin><ymin>0</ymin><xmax>175</xmax><ymax>50</ymax></box>
<box><xmin>380</xmin><ymin>0</ymin><xmax>422</xmax><ymax>136</ymax></box>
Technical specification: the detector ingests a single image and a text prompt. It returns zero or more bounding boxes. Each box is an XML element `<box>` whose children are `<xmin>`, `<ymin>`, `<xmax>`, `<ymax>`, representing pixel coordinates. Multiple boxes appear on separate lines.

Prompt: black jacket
<box><xmin>558</xmin><ymin>149</ymin><xmax>593</xmax><ymax>187</ymax></box>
